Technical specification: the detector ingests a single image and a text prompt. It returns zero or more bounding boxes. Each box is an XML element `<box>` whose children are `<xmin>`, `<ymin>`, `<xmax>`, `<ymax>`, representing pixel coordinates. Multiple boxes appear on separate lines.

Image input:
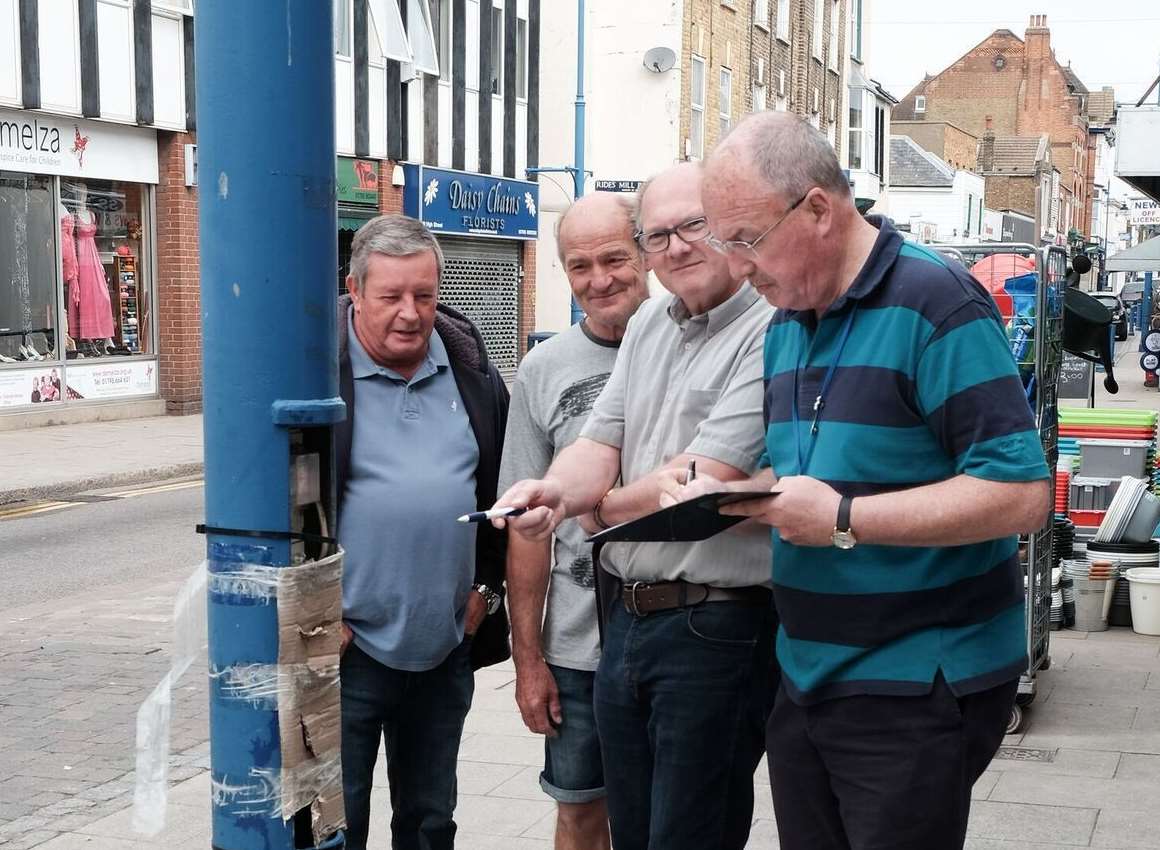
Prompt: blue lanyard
<box><xmin>792</xmin><ymin>307</ymin><xmax>858</xmax><ymax>475</ymax></box>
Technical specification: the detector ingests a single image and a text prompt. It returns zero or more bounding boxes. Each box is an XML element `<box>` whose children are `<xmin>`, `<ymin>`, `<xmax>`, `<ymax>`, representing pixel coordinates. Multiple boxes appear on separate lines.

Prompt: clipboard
<box><xmin>585</xmin><ymin>490</ymin><xmax>773</xmax><ymax>643</ymax></box>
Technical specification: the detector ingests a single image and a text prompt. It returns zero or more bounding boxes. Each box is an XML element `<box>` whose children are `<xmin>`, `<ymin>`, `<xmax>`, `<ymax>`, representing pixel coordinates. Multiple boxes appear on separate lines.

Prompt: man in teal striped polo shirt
<box><xmin>670</xmin><ymin>111</ymin><xmax>1051</xmax><ymax>849</ymax></box>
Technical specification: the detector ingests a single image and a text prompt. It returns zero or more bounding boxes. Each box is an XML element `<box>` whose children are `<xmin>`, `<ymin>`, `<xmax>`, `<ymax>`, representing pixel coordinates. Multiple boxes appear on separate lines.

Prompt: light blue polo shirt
<box><xmin>339</xmin><ymin>309</ymin><xmax>480</xmax><ymax>671</ymax></box>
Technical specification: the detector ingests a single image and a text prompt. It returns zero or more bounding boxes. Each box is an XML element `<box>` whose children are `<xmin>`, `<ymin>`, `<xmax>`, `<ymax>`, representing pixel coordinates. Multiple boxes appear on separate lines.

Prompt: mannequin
<box><xmin>70</xmin><ymin>182</ymin><xmax>115</xmax><ymax>351</ymax></box>
<box><xmin>60</xmin><ymin>198</ymin><xmax>80</xmax><ymax>344</ymax></box>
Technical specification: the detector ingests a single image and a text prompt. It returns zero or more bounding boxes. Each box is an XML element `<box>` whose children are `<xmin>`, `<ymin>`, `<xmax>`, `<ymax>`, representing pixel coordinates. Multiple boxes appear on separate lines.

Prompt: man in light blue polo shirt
<box><xmin>334</xmin><ymin>215</ymin><xmax>511</xmax><ymax>850</ymax></box>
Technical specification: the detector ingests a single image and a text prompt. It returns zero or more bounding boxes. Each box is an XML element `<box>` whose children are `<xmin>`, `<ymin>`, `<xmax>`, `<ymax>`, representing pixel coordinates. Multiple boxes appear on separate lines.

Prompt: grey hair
<box><xmin>349</xmin><ymin>214</ymin><xmax>444</xmax><ymax>289</ymax></box>
<box><xmin>554</xmin><ymin>193</ymin><xmax>638</xmax><ymax>262</ymax></box>
<box><xmin>720</xmin><ymin>111</ymin><xmax>851</xmax><ymax>204</ymax></box>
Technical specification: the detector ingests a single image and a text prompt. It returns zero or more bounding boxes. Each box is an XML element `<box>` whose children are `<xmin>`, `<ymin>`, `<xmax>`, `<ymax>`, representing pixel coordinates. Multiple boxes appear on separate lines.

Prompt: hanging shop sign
<box><xmin>0</xmin><ymin>108</ymin><xmax>158</xmax><ymax>184</ymax></box>
<box><xmin>65</xmin><ymin>360</ymin><xmax>157</xmax><ymax>402</ymax></box>
<box><xmin>402</xmin><ymin>164</ymin><xmax>538</xmax><ymax>240</ymax></box>
<box><xmin>1128</xmin><ymin>199</ymin><xmax>1160</xmax><ymax>227</ymax></box>
<box><xmin>0</xmin><ymin>366</ymin><xmax>64</xmax><ymax>409</ymax></box>
<box><xmin>337</xmin><ymin>157</ymin><xmax>380</xmax><ymax>205</ymax></box>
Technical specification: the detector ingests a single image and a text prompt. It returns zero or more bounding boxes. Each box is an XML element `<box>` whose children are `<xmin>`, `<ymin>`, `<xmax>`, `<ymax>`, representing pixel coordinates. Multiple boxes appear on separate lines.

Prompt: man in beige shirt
<box><xmin>494</xmin><ymin>163</ymin><xmax>775</xmax><ymax>850</ymax></box>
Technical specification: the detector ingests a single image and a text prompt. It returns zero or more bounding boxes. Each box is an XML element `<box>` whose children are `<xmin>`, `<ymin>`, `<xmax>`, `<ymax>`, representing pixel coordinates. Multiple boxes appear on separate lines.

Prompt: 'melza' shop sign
<box><xmin>0</xmin><ymin>108</ymin><xmax>158</xmax><ymax>184</ymax></box>
<box><xmin>403</xmin><ymin>164</ymin><xmax>538</xmax><ymax>240</ymax></box>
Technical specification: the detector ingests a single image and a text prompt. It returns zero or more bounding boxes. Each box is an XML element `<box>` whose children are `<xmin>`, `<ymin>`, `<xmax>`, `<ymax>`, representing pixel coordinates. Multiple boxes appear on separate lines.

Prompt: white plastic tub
<box><xmin>1126</xmin><ymin>568</ymin><xmax>1160</xmax><ymax>636</ymax></box>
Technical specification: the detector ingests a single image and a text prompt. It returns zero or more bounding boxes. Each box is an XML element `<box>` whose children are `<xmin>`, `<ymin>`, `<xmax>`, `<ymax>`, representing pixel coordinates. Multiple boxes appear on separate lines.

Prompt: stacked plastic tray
<box><xmin>1059</xmin><ymin>408</ymin><xmax>1160</xmax><ymax>541</ymax></box>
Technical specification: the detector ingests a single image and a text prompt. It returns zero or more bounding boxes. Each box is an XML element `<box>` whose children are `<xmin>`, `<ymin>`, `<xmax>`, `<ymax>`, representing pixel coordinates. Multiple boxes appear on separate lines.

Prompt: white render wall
<box><xmin>533</xmin><ymin>0</ymin><xmax>684</xmax><ymax>333</ymax></box>
<box><xmin>888</xmin><ymin>169</ymin><xmax>986</xmax><ymax>243</ymax></box>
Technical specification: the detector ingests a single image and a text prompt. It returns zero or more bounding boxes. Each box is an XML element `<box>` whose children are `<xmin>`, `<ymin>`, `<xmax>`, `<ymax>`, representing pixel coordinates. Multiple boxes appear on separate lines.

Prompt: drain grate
<box><xmin>993</xmin><ymin>746</ymin><xmax>1057</xmax><ymax>763</ymax></box>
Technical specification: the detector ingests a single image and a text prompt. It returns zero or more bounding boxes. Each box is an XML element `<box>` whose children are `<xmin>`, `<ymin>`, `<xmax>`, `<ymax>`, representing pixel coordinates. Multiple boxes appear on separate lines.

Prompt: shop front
<box><xmin>0</xmin><ymin>108</ymin><xmax>160</xmax><ymax>418</ymax></box>
<box><xmin>336</xmin><ymin>156</ymin><xmax>382</xmax><ymax>292</ymax></box>
<box><xmin>402</xmin><ymin>164</ymin><xmax>539</xmax><ymax>381</ymax></box>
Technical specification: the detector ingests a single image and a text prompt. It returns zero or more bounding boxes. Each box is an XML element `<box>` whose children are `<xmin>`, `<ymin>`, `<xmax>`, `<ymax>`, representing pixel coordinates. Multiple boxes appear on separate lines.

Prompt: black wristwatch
<box><xmin>831</xmin><ymin>496</ymin><xmax>857</xmax><ymax>550</ymax></box>
<box><xmin>473</xmin><ymin>583</ymin><xmax>502</xmax><ymax>615</ymax></box>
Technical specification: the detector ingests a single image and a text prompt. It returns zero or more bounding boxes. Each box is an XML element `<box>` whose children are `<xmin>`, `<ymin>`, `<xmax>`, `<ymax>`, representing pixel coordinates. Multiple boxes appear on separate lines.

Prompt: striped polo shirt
<box><xmin>762</xmin><ymin>217</ymin><xmax>1049</xmax><ymax>705</ymax></box>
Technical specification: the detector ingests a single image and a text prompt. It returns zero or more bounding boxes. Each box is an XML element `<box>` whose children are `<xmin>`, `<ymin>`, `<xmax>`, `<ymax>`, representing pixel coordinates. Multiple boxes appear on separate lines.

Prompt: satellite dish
<box><xmin>643</xmin><ymin>47</ymin><xmax>677</xmax><ymax>74</ymax></box>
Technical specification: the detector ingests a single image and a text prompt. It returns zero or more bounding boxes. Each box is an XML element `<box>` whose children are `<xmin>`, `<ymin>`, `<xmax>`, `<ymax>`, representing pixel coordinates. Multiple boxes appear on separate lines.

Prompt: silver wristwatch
<box><xmin>473</xmin><ymin>583</ymin><xmax>502</xmax><ymax>615</ymax></box>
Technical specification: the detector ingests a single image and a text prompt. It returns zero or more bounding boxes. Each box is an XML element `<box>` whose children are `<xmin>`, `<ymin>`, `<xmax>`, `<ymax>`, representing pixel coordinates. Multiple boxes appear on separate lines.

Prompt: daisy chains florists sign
<box><xmin>402</xmin><ymin>164</ymin><xmax>539</xmax><ymax>240</ymax></box>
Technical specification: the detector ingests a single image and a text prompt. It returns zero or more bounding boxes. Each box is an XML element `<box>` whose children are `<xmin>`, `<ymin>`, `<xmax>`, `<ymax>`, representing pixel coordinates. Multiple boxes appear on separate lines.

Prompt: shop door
<box><xmin>437</xmin><ymin>237</ymin><xmax>521</xmax><ymax>381</ymax></box>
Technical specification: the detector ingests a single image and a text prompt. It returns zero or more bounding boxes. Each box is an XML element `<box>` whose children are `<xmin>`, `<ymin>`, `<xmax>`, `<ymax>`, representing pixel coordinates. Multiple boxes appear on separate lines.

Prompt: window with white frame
<box><xmin>491</xmin><ymin>7</ymin><xmax>503</xmax><ymax>95</ymax></box>
<box><xmin>776</xmin><ymin>95</ymin><xmax>787</xmax><ymax>111</ymax></box>
<box><xmin>690</xmin><ymin>55</ymin><xmax>706</xmax><ymax>159</ymax></box>
<box><xmin>517</xmin><ymin>17</ymin><xmax>528</xmax><ymax>99</ymax></box>
<box><xmin>828</xmin><ymin>0</ymin><xmax>839</xmax><ymax>70</ymax></box>
<box><xmin>154</xmin><ymin>0</ymin><xmax>192</xmax><ymax>12</ymax></box>
<box><xmin>776</xmin><ymin>0</ymin><xmax>789</xmax><ymax>42</ymax></box>
<box><xmin>720</xmin><ymin>68</ymin><xmax>733</xmax><ymax>137</ymax></box>
<box><xmin>439</xmin><ymin>0</ymin><xmax>451</xmax><ymax>82</ymax></box>
<box><xmin>847</xmin><ymin>87</ymin><xmax>863</xmax><ymax>170</ymax></box>
<box><xmin>849</xmin><ymin>0</ymin><xmax>862</xmax><ymax>60</ymax></box>
<box><xmin>752</xmin><ymin>83</ymin><xmax>766</xmax><ymax>112</ymax></box>
<box><xmin>755</xmin><ymin>0</ymin><xmax>769</xmax><ymax>29</ymax></box>
<box><xmin>813</xmin><ymin>0</ymin><xmax>823</xmax><ymax>60</ymax></box>
<box><xmin>873</xmin><ymin>102</ymin><xmax>886</xmax><ymax>176</ymax></box>
<box><xmin>334</xmin><ymin>0</ymin><xmax>352</xmax><ymax>58</ymax></box>
<box><xmin>915</xmin><ymin>95</ymin><xmax>926</xmax><ymax>113</ymax></box>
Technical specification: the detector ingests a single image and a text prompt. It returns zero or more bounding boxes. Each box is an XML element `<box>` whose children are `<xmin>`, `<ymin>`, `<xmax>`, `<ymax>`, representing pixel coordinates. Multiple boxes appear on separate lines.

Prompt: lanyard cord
<box><xmin>792</xmin><ymin>306</ymin><xmax>858</xmax><ymax>475</ymax></box>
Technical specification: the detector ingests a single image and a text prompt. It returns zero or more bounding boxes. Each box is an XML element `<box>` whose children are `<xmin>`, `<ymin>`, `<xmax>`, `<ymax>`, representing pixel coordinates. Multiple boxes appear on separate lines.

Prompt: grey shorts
<box><xmin>540</xmin><ymin>664</ymin><xmax>606</xmax><ymax>804</ymax></box>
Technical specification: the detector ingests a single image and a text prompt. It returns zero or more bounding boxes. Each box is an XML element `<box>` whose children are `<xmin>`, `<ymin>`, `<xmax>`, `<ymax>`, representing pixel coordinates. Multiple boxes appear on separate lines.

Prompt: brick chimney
<box><xmin>980</xmin><ymin>116</ymin><xmax>996</xmax><ymax>171</ymax></box>
<box><xmin>1019</xmin><ymin>14</ymin><xmax>1051</xmax><ymax>132</ymax></box>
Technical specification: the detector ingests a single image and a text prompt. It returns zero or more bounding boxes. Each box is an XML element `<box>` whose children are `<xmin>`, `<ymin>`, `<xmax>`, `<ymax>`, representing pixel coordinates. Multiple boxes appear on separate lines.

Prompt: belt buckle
<box><xmin>626</xmin><ymin>581</ymin><xmax>648</xmax><ymax>617</ymax></box>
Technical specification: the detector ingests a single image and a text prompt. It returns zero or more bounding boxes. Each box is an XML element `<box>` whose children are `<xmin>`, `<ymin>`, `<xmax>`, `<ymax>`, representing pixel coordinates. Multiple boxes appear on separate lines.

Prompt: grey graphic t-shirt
<box><xmin>499</xmin><ymin>321</ymin><xmax>621</xmax><ymax>672</ymax></box>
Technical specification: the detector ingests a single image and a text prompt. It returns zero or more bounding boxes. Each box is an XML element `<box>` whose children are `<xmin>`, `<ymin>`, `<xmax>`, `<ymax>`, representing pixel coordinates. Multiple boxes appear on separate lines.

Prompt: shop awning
<box><xmin>1106</xmin><ymin>235</ymin><xmax>1160</xmax><ymax>272</ymax></box>
<box><xmin>339</xmin><ymin>216</ymin><xmax>371</xmax><ymax>232</ymax></box>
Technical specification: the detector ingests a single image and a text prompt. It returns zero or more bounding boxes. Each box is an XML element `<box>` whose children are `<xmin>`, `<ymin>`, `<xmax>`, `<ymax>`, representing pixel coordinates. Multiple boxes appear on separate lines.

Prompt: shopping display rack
<box><xmin>936</xmin><ymin>243</ymin><xmax>1068</xmax><ymax>734</ymax></box>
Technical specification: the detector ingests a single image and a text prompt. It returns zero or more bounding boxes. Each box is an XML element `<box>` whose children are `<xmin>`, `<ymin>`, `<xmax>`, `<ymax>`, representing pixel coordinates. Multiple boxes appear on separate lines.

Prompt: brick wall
<box><xmin>378</xmin><ymin>160</ymin><xmax>405</xmax><ymax>214</ymax></box>
<box><xmin>681</xmin><ymin>0</ymin><xmax>751</xmax><ymax>158</ymax></box>
<box><xmin>519</xmin><ymin>241</ymin><xmax>537</xmax><ymax>358</ymax></box>
<box><xmin>891</xmin><ymin>121</ymin><xmax>979</xmax><ymax>171</ymax></box>
<box><xmin>680</xmin><ymin>1</ymin><xmax>846</xmax><ymax>161</ymax></box>
<box><xmin>155</xmin><ymin>132</ymin><xmax>203</xmax><ymax>416</ymax></box>
<box><xmin>984</xmin><ymin>174</ymin><xmax>1037</xmax><ymax>218</ymax></box>
<box><xmin>893</xmin><ymin>19</ymin><xmax>1093</xmax><ymax>238</ymax></box>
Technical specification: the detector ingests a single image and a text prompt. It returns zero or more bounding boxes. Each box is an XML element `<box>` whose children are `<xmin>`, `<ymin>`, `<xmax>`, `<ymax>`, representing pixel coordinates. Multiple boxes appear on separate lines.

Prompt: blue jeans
<box><xmin>340</xmin><ymin>639</ymin><xmax>475</xmax><ymax>850</ymax></box>
<box><xmin>541</xmin><ymin>665</ymin><xmax>605</xmax><ymax>803</ymax></box>
<box><xmin>594</xmin><ymin>600</ymin><xmax>775</xmax><ymax>850</ymax></box>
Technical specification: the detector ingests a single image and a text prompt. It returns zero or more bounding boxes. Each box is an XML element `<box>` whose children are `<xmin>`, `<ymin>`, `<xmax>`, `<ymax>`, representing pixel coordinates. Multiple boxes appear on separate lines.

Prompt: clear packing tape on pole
<box><xmin>133</xmin><ymin>549</ymin><xmax>346</xmax><ymax>845</ymax></box>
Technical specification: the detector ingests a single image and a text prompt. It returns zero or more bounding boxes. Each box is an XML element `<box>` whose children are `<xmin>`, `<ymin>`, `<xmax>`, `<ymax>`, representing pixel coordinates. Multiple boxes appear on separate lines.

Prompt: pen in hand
<box><xmin>457</xmin><ymin>506</ymin><xmax>529</xmax><ymax>523</ymax></box>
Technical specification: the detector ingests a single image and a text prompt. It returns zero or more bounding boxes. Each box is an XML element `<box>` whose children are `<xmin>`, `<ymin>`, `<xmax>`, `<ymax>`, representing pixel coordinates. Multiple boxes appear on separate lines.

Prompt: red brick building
<box><xmin>892</xmin><ymin>14</ymin><xmax>1094</xmax><ymax>243</ymax></box>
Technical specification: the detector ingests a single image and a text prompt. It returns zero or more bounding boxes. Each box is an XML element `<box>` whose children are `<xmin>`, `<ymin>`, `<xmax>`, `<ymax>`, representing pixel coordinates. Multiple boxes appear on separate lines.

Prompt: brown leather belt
<box><xmin>620</xmin><ymin>580</ymin><xmax>771</xmax><ymax>616</ymax></box>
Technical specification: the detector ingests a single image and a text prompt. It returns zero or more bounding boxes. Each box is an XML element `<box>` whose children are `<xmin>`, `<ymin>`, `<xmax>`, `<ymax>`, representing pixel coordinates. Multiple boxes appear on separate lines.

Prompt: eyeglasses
<box><xmin>635</xmin><ymin>217</ymin><xmax>712</xmax><ymax>253</ymax></box>
<box><xmin>705</xmin><ymin>193</ymin><xmax>809</xmax><ymax>259</ymax></box>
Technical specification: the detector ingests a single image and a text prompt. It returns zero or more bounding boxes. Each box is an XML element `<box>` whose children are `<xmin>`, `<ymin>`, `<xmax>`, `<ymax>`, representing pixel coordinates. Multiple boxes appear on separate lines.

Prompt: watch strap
<box><xmin>836</xmin><ymin>495</ymin><xmax>853</xmax><ymax>533</ymax></box>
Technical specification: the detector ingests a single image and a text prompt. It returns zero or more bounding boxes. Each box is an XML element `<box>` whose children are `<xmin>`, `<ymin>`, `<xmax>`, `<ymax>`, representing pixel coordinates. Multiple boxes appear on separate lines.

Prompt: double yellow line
<box><xmin>0</xmin><ymin>478</ymin><xmax>204</xmax><ymax>520</ymax></box>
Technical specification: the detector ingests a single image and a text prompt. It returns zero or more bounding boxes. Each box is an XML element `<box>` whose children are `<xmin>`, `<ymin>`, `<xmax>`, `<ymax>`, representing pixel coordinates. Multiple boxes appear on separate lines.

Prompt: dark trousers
<box><xmin>767</xmin><ymin>673</ymin><xmax>1017</xmax><ymax>850</ymax></box>
<box><xmin>339</xmin><ymin>640</ymin><xmax>474</xmax><ymax>850</ymax></box>
<box><xmin>594</xmin><ymin>600</ymin><xmax>775</xmax><ymax>850</ymax></box>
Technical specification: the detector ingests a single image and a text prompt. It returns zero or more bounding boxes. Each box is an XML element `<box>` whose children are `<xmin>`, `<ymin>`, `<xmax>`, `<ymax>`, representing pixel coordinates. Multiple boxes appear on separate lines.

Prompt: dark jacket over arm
<box><xmin>335</xmin><ymin>295</ymin><xmax>511</xmax><ymax>670</ymax></box>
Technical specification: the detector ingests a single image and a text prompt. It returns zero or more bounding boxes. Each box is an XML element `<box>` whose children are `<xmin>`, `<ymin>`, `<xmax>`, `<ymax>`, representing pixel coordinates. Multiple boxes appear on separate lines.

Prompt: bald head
<box><xmin>709</xmin><ymin>111</ymin><xmax>851</xmax><ymax>206</ymax></box>
<box><xmin>556</xmin><ymin>192</ymin><xmax>636</xmax><ymax>262</ymax></box>
<box><xmin>634</xmin><ymin>161</ymin><xmax>704</xmax><ymax>231</ymax></box>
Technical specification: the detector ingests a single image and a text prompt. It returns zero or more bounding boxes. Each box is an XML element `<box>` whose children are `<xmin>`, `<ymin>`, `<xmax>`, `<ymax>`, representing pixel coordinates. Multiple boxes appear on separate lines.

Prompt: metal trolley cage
<box><xmin>934</xmin><ymin>242</ymin><xmax>1068</xmax><ymax>734</ymax></box>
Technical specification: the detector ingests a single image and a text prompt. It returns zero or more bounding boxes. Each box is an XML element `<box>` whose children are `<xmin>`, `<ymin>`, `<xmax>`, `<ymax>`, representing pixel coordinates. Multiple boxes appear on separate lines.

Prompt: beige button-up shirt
<box><xmin>581</xmin><ymin>281</ymin><xmax>774</xmax><ymax>587</ymax></box>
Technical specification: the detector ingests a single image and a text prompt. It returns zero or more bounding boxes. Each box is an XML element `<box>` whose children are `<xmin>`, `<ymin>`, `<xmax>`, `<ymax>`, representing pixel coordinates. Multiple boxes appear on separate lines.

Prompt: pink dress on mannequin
<box><xmin>60</xmin><ymin>213</ymin><xmax>81</xmax><ymax>335</ymax></box>
<box><xmin>73</xmin><ymin>214</ymin><xmax>114</xmax><ymax>340</ymax></box>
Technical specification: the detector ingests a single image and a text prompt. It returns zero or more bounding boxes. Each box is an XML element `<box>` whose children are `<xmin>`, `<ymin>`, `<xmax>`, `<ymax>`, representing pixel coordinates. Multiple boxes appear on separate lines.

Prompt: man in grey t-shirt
<box><xmin>495</xmin><ymin>163</ymin><xmax>775</xmax><ymax>850</ymax></box>
<box><xmin>499</xmin><ymin>192</ymin><xmax>648</xmax><ymax>850</ymax></box>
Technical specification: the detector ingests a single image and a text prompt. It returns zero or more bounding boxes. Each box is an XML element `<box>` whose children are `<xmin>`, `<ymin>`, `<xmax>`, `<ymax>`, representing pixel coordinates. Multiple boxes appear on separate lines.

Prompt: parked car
<box><xmin>1093</xmin><ymin>293</ymin><xmax>1130</xmax><ymax>341</ymax></box>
